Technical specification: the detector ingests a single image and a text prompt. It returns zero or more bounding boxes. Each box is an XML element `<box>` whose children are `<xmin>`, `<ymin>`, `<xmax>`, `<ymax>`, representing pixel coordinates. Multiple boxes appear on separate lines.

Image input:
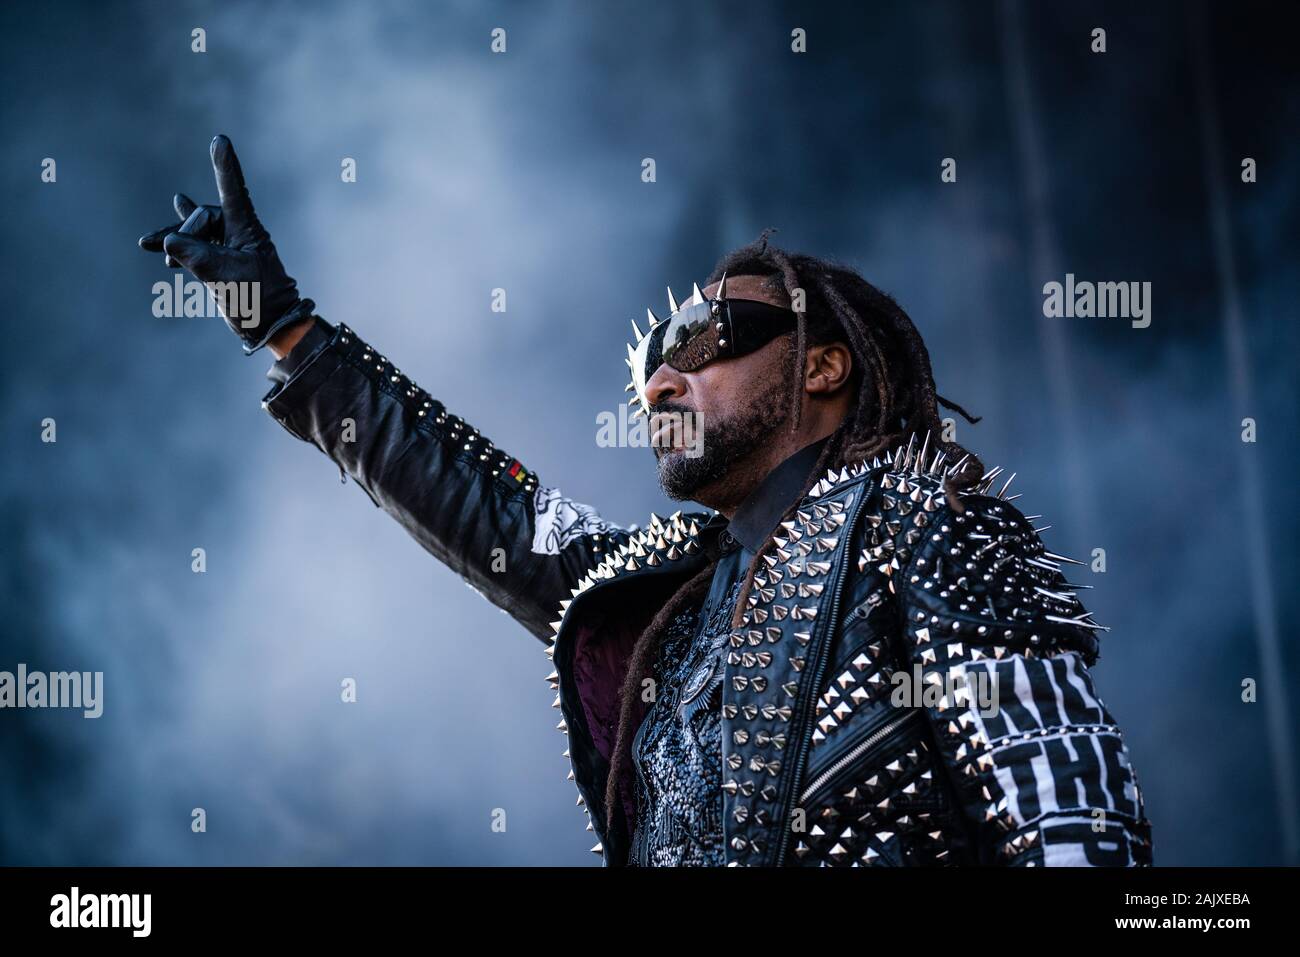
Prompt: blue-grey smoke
<box><xmin>1</xmin><ymin>0</ymin><xmax>1295</xmax><ymax>865</ymax></box>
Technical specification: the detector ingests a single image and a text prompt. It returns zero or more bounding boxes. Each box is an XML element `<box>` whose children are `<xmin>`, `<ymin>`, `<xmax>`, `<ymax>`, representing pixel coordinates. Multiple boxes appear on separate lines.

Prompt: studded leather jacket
<box><xmin>262</xmin><ymin>318</ymin><xmax>1155</xmax><ymax>867</ymax></box>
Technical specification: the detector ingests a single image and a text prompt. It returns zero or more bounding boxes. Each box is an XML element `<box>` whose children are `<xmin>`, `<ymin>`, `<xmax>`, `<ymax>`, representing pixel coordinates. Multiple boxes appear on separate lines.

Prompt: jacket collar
<box><xmin>724</xmin><ymin>436</ymin><xmax>830</xmax><ymax>553</ymax></box>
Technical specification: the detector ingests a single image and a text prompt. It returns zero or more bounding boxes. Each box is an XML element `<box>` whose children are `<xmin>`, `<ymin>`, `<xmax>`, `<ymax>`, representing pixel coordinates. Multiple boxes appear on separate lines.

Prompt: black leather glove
<box><xmin>138</xmin><ymin>135</ymin><xmax>314</xmax><ymax>354</ymax></box>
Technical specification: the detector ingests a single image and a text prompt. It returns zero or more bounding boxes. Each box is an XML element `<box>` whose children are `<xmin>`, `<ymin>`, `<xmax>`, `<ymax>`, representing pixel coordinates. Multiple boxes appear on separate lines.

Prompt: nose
<box><xmin>644</xmin><ymin>363</ymin><xmax>686</xmax><ymax>408</ymax></box>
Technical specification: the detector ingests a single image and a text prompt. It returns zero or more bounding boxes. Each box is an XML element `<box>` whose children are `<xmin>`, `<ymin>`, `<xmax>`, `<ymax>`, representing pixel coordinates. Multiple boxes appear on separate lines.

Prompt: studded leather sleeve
<box><xmin>896</xmin><ymin>493</ymin><xmax>1154</xmax><ymax>866</ymax></box>
<box><xmin>261</xmin><ymin>320</ymin><xmax>629</xmax><ymax>643</ymax></box>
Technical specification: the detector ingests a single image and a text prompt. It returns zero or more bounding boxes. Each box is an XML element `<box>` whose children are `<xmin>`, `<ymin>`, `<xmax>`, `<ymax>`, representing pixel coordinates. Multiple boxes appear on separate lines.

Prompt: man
<box><xmin>138</xmin><ymin>135</ymin><xmax>1154</xmax><ymax>867</ymax></box>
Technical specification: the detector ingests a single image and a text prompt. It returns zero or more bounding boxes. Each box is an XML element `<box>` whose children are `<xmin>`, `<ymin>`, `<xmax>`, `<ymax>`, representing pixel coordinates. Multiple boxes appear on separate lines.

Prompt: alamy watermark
<box><xmin>890</xmin><ymin>664</ymin><xmax>999</xmax><ymax>718</ymax></box>
<box><xmin>1042</xmin><ymin>273</ymin><xmax>1151</xmax><ymax>328</ymax></box>
<box><xmin>596</xmin><ymin>403</ymin><xmax>704</xmax><ymax>458</ymax></box>
<box><xmin>50</xmin><ymin>887</ymin><xmax>150</xmax><ymax>937</ymax></box>
<box><xmin>152</xmin><ymin>276</ymin><xmax>260</xmax><ymax>328</ymax></box>
<box><xmin>0</xmin><ymin>664</ymin><xmax>103</xmax><ymax>718</ymax></box>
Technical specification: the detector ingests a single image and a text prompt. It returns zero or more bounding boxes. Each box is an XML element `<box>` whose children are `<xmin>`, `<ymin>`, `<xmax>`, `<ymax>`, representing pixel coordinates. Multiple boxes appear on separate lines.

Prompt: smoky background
<box><xmin>1</xmin><ymin>0</ymin><xmax>1295</xmax><ymax>865</ymax></box>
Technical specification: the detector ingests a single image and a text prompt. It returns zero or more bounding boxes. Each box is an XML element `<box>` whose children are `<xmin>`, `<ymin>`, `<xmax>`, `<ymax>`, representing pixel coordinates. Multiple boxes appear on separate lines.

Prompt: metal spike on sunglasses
<box><xmin>715</xmin><ymin>271</ymin><xmax>727</xmax><ymax>300</ymax></box>
<box><xmin>667</xmin><ymin>286</ymin><xmax>679</xmax><ymax>314</ymax></box>
<box><xmin>630</xmin><ymin>317</ymin><xmax>644</xmax><ymax>342</ymax></box>
<box><xmin>690</xmin><ymin>282</ymin><xmax>705</xmax><ymax>305</ymax></box>
<box><xmin>646</xmin><ymin>307</ymin><xmax>660</xmax><ymax>328</ymax></box>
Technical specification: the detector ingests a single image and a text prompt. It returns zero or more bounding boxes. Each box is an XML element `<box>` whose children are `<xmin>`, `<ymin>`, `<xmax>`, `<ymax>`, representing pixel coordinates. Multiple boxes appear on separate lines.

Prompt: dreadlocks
<box><xmin>604</xmin><ymin>229</ymin><xmax>984</xmax><ymax>830</ymax></box>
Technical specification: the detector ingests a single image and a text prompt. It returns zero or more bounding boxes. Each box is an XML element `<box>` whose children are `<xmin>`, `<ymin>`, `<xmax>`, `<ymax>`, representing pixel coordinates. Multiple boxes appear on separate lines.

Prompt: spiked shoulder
<box><xmin>542</xmin><ymin>508</ymin><xmax>712</xmax><ymax>642</ymax></box>
<box><xmin>578</xmin><ymin>508</ymin><xmax>710</xmax><ymax>588</ymax></box>
<box><xmin>846</xmin><ymin>435</ymin><xmax>1105</xmax><ymax>665</ymax></box>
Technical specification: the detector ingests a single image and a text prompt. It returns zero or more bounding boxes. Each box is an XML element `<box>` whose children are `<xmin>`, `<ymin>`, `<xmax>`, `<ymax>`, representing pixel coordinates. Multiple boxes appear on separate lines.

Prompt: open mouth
<box><xmin>650</xmin><ymin>413</ymin><xmax>690</xmax><ymax>452</ymax></box>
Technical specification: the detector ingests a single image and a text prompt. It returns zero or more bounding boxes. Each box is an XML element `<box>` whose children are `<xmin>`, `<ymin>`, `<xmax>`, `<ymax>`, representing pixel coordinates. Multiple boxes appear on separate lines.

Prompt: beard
<box><xmin>654</xmin><ymin>386</ymin><xmax>793</xmax><ymax>501</ymax></box>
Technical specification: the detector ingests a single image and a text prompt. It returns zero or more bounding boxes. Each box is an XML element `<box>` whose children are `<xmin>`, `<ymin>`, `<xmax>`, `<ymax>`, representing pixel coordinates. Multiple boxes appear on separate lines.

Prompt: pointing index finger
<box><xmin>210</xmin><ymin>134</ymin><xmax>258</xmax><ymax>237</ymax></box>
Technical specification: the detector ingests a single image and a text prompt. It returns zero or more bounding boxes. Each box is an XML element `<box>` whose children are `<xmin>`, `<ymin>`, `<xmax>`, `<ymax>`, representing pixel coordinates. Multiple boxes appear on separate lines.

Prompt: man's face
<box><xmin>646</xmin><ymin>276</ymin><xmax>797</xmax><ymax>501</ymax></box>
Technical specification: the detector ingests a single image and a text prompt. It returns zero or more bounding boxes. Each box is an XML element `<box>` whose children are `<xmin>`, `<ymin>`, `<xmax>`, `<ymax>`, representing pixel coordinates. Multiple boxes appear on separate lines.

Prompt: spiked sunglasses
<box><xmin>624</xmin><ymin>273</ymin><xmax>799</xmax><ymax>416</ymax></box>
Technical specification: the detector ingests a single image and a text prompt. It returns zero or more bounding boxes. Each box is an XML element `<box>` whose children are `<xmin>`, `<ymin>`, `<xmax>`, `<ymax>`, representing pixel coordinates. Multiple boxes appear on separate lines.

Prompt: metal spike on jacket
<box><xmin>263</xmin><ymin>320</ymin><xmax>1155</xmax><ymax>868</ymax></box>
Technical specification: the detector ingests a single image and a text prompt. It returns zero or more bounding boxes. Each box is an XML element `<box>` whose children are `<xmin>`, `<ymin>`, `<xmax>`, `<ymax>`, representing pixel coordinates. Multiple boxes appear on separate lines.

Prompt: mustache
<box><xmin>648</xmin><ymin>400</ymin><xmax>697</xmax><ymax>421</ymax></box>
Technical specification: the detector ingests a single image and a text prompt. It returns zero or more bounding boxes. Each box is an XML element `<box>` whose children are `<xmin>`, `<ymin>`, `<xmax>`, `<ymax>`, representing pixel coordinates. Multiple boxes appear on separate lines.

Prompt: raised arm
<box><xmin>138</xmin><ymin>135</ymin><xmax>627</xmax><ymax>642</ymax></box>
<box><xmin>260</xmin><ymin>316</ymin><xmax>628</xmax><ymax>641</ymax></box>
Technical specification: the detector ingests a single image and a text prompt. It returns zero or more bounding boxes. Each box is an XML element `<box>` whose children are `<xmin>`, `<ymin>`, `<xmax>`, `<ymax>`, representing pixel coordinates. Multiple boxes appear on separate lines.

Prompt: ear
<box><xmin>803</xmin><ymin>342</ymin><xmax>853</xmax><ymax>395</ymax></box>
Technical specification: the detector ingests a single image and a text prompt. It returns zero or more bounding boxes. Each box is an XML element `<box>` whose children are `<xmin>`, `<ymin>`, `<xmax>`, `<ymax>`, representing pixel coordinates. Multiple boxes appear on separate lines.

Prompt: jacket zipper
<box><xmin>798</xmin><ymin>710</ymin><xmax>920</xmax><ymax>804</ymax></box>
<box><xmin>842</xmin><ymin>592</ymin><xmax>888</xmax><ymax>629</ymax></box>
<box><xmin>842</xmin><ymin>601</ymin><xmax>871</xmax><ymax>627</ymax></box>
<box><xmin>772</xmin><ymin>478</ymin><xmax>870</xmax><ymax>866</ymax></box>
